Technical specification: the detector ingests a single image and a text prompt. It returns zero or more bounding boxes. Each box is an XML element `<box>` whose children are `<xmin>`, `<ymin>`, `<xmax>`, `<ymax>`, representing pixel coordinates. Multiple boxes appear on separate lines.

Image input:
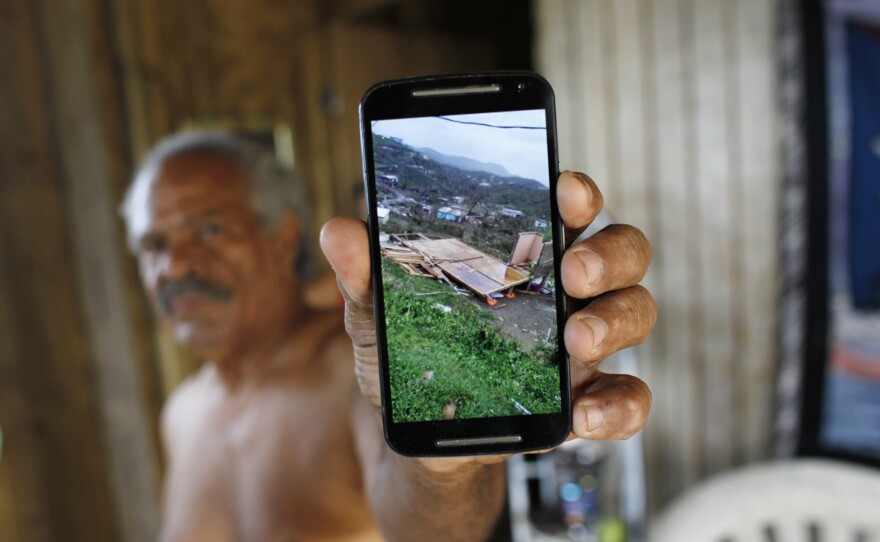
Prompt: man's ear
<box><xmin>272</xmin><ymin>211</ymin><xmax>301</xmax><ymax>271</ymax></box>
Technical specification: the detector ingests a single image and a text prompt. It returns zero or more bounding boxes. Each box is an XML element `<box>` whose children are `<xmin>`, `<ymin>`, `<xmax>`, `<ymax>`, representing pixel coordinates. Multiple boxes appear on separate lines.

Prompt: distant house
<box><xmin>436</xmin><ymin>206</ymin><xmax>466</xmax><ymax>222</ymax></box>
<box><xmin>534</xmin><ymin>218</ymin><xmax>549</xmax><ymax>228</ymax></box>
<box><xmin>451</xmin><ymin>196</ymin><xmax>465</xmax><ymax>204</ymax></box>
<box><xmin>500</xmin><ymin>207</ymin><xmax>524</xmax><ymax>218</ymax></box>
<box><xmin>379</xmin><ymin>174</ymin><xmax>399</xmax><ymax>187</ymax></box>
<box><xmin>376</xmin><ymin>207</ymin><xmax>391</xmax><ymax>224</ymax></box>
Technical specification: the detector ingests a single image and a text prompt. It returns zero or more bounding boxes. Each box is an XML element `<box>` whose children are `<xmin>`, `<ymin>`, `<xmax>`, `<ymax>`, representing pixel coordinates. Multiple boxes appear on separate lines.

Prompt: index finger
<box><xmin>557</xmin><ymin>171</ymin><xmax>604</xmax><ymax>247</ymax></box>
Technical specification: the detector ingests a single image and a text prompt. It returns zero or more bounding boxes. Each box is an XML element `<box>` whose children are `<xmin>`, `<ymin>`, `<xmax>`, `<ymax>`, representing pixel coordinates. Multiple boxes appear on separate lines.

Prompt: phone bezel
<box><xmin>359</xmin><ymin>73</ymin><xmax>570</xmax><ymax>456</ymax></box>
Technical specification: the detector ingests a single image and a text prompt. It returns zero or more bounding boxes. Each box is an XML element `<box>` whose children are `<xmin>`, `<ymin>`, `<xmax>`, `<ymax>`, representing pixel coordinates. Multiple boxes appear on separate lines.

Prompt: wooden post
<box><xmin>0</xmin><ymin>0</ymin><xmax>120</xmax><ymax>537</ymax></box>
<box><xmin>37</xmin><ymin>0</ymin><xmax>163</xmax><ymax>539</ymax></box>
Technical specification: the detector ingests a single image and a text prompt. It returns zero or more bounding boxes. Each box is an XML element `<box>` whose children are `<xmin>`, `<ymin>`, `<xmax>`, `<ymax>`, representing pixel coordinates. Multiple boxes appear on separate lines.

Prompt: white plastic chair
<box><xmin>651</xmin><ymin>459</ymin><xmax>880</xmax><ymax>542</ymax></box>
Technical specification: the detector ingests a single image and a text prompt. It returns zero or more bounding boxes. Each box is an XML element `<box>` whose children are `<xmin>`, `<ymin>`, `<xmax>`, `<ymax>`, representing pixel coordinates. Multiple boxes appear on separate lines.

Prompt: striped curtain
<box><xmin>535</xmin><ymin>0</ymin><xmax>785</xmax><ymax>512</ymax></box>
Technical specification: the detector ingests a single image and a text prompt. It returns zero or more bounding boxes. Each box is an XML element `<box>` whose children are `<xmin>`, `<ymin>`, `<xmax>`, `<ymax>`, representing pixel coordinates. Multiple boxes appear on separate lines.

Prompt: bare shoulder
<box><xmin>160</xmin><ymin>365</ymin><xmax>222</xmax><ymax>453</ymax></box>
<box><xmin>245</xmin><ymin>311</ymin><xmax>358</xmax><ymax>401</ymax></box>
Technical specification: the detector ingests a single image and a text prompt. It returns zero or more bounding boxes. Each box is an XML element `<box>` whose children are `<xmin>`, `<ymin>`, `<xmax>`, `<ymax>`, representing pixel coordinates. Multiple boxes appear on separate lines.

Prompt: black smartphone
<box><xmin>359</xmin><ymin>72</ymin><xmax>570</xmax><ymax>456</ymax></box>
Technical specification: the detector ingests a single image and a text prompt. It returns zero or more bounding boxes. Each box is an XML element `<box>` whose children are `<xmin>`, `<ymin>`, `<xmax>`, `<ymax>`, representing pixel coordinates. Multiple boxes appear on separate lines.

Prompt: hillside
<box><xmin>415</xmin><ymin>147</ymin><xmax>513</xmax><ymax>178</ymax></box>
<box><xmin>372</xmin><ymin>134</ymin><xmax>550</xmax><ymax>219</ymax></box>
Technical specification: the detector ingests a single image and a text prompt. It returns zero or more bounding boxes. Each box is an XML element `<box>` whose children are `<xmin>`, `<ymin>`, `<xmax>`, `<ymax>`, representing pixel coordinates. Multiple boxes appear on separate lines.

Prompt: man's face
<box><xmin>132</xmin><ymin>152</ymin><xmax>298</xmax><ymax>360</ymax></box>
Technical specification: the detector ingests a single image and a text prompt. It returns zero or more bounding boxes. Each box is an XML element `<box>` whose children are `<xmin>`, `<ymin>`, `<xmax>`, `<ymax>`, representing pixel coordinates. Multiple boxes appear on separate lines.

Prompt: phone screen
<box><xmin>369</xmin><ymin>109</ymin><xmax>564</xmax><ymax>424</ymax></box>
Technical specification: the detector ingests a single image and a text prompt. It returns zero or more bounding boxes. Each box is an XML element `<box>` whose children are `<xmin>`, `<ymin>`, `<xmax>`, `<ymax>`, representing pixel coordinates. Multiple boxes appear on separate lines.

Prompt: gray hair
<box><xmin>120</xmin><ymin>130</ymin><xmax>313</xmax><ymax>277</ymax></box>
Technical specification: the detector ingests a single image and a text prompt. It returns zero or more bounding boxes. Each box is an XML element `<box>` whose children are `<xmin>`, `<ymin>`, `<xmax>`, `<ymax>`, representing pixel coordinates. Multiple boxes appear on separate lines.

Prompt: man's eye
<box><xmin>199</xmin><ymin>223</ymin><xmax>222</xmax><ymax>238</ymax></box>
<box><xmin>140</xmin><ymin>236</ymin><xmax>165</xmax><ymax>253</ymax></box>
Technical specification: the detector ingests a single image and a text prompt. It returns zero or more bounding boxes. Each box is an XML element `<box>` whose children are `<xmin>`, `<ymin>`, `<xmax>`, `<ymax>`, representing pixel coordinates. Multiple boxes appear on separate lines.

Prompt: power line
<box><xmin>437</xmin><ymin>116</ymin><xmax>546</xmax><ymax>130</ymax></box>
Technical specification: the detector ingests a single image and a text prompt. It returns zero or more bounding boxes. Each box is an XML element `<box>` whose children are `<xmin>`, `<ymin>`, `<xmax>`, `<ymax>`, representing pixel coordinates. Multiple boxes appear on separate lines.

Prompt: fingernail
<box><xmin>584</xmin><ymin>404</ymin><xmax>605</xmax><ymax>432</ymax></box>
<box><xmin>575</xmin><ymin>249</ymin><xmax>602</xmax><ymax>285</ymax></box>
<box><xmin>578</xmin><ymin>315</ymin><xmax>608</xmax><ymax>348</ymax></box>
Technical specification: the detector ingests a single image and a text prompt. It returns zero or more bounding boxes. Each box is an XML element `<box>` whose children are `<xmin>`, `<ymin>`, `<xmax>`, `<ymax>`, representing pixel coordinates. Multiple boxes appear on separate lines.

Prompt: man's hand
<box><xmin>320</xmin><ymin>170</ymin><xmax>656</xmax><ymax>453</ymax></box>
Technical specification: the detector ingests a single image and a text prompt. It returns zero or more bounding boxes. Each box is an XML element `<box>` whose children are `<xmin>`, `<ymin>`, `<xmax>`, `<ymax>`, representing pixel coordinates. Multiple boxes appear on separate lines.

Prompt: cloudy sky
<box><xmin>371</xmin><ymin>109</ymin><xmax>550</xmax><ymax>185</ymax></box>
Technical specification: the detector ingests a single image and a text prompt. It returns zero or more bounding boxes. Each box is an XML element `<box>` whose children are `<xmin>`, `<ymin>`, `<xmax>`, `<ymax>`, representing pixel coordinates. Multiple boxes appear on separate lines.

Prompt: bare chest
<box><xmin>163</xmin><ymin>382</ymin><xmax>373</xmax><ymax>541</ymax></box>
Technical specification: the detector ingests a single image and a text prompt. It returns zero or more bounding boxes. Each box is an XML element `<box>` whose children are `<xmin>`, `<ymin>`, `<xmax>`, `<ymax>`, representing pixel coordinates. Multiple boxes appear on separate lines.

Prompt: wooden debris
<box><xmin>511</xmin><ymin>398</ymin><xmax>531</xmax><ymax>415</ymax></box>
<box><xmin>382</xmin><ymin>233</ymin><xmax>533</xmax><ymax>298</ymax></box>
<box><xmin>442</xmin><ymin>399</ymin><xmax>458</xmax><ymax>420</ymax></box>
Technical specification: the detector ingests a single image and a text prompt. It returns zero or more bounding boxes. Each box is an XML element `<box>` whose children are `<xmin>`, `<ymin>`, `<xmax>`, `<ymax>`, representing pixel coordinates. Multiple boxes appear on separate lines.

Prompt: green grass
<box><xmin>381</xmin><ymin>259</ymin><xmax>562</xmax><ymax>422</ymax></box>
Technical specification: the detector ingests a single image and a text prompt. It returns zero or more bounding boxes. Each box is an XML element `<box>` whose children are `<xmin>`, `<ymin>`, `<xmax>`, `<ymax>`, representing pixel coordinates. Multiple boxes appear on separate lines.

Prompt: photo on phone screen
<box><xmin>370</xmin><ymin>109</ymin><xmax>563</xmax><ymax>424</ymax></box>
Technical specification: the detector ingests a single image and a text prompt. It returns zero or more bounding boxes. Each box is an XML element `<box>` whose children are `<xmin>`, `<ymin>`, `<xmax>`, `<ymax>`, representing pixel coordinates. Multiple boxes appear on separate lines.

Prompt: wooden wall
<box><xmin>536</xmin><ymin>0</ymin><xmax>781</xmax><ymax>512</ymax></box>
<box><xmin>0</xmin><ymin>0</ymin><xmax>129</xmax><ymax>539</ymax></box>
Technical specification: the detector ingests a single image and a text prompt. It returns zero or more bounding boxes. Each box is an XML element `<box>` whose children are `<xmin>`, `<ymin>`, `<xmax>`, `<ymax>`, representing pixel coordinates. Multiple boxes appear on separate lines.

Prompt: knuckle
<box><xmin>617</xmin><ymin>225</ymin><xmax>651</xmax><ymax>280</ymax></box>
<box><xmin>623</xmin><ymin>388</ymin><xmax>646</xmax><ymax>420</ymax></box>
<box><xmin>588</xmin><ymin>224</ymin><xmax>651</xmax><ymax>287</ymax></box>
<box><xmin>600</xmin><ymin>286</ymin><xmax>656</xmax><ymax>346</ymax></box>
<box><xmin>344</xmin><ymin>304</ymin><xmax>376</xmax><ymax>334</ymax></box>
<box><xmin>616</xmin><ymin>384</ymin><xmax>650</xmax><ymax>439</ymax></box>
<box><xmin>630</xmin><ymin>285</ymin><xmax>658</xmax><ymax>337</ymax></box>
<box><xmin>580</xmin><ymin>374</ymin><xmax>651</xmax><ymax>440</ymax></box>
<box><xmin>621</xmin><ymin>224</ymin><xmax>652</xmax><ymax>258</ymax></box>
<box><xmin>599</xmin><ymin>289</ymin><xmax>639</xmax><ymax>326</ymax></box>
<box><xmin>346</xmin><ymin>325</ymin><xmax>377</xmax><ymax>350</ymax></box>
<box><xmin>354</xmin><ymin>343</ymin><xmax>378</xmax><ymax>363</ymax></box>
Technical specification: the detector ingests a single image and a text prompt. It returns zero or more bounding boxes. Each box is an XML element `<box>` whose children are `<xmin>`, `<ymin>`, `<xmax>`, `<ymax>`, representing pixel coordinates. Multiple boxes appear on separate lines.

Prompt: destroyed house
<box><xmin>500</xmin><ymin>207</ymin><xmax>524</xmax><ymax>218</ymax></box>
<box><xmin>378</xmin><ymin>174</ymin><xmax>398</xmax><ymax>186</ymax></box>
<box><xmin>381</xmin><ymin>234</ymin><xmax>532</xmax><ymax>299</ymax></box>
<box><xmin>436</xmin><ymin>206</ymin><xmax>466</xmax><ymax>222</ymax></box>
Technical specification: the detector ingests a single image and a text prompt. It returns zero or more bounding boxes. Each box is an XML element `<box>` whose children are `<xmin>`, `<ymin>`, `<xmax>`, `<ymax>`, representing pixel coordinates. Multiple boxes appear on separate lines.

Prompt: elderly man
<box><xmin>122</xmin><ymin>131</ymin><xmax>656</xmax><ymax>541</ymax></box>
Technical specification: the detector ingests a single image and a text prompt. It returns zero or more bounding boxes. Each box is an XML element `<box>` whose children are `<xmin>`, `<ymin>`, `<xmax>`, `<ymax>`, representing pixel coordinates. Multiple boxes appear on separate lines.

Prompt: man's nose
<box><xmin>159</xmin><ymin>239</ymin><xmax>205</xmax><ymax>279</ymax></box>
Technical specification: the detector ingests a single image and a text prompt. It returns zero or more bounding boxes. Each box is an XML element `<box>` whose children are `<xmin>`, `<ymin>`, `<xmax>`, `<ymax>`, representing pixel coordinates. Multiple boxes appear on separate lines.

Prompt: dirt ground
<box><xmin>464</xmin><ymin>290</ymin><xmax>559</xmax><ymax>351</ymax></box>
